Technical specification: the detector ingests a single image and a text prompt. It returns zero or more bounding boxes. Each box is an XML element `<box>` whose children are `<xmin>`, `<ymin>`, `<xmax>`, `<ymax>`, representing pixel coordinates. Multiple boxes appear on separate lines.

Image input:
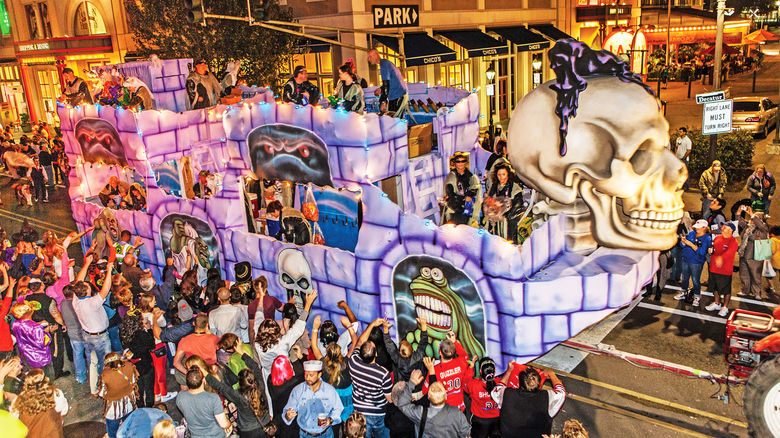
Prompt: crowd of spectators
<box><xmin>0</xmin><ymin>216</ymin><xmax>587</xmax><ymax>437</ymax></box>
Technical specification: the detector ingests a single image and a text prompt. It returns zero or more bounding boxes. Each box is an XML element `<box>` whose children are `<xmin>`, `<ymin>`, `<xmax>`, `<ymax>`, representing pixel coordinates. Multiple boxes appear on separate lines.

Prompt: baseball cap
<box><xmin>693</xmin><ymin>219</ymin><xmax>708</xmax><ymax>229</ymax></box>
<box><xmin>177</xmin><ymin>299</ymin><xmax>194</xmax><ymax>321</ymax></box>
<box><xmin>723</xmin><ymin>222</ymin><xmax>736</xmax><ymax>232</ymax></box>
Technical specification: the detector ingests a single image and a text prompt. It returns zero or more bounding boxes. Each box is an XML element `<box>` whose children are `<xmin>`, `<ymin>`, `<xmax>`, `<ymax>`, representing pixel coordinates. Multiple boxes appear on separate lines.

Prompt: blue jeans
<box><xmin>670</xmin><ymin>245</ymin><xmax>683</xmax><ymax>282</ymax></box>
<box><xmin>300</xmin><ymin>427</ymin><xmax>333</xmax><ymax>438</ymax></box>
<box><xmin>83</xmin><ymin>331</ymin><xmax>110</xmax><ymax>379</ymax></box>
<box><xmin>108</xmin><ymin>325</ymin><xmax>122</xmax><ymax>352</ymax></box>
<box><xmin>681</xmin><ymin>262</ymin><xmax>704</xmax><ymax>297</ymax></box>
<box><xmin>70</xmin><ymin>339</ymin><xmax>87</xmax><ymax>383</ymax></box>
<box><xmin>42</xmin><ymin>165</ymin><xmax>54</xmax><ymax>187</ymax></box>
<box><xmin>105</xmin><ymin>413</ymin><xmax>129</xmax><ymax>438</ymax></box>
<box><xmin>364</xmin><ymin>414</ymin><xmax>389</xmax><ymax>438</ymax></box>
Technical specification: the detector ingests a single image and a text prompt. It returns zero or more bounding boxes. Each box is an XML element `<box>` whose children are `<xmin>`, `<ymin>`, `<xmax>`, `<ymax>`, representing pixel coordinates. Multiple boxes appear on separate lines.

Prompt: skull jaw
<box><xmin>579</xmin><ymin>179</ymin><xmax>681</xmax><ymax>250</ymax></box>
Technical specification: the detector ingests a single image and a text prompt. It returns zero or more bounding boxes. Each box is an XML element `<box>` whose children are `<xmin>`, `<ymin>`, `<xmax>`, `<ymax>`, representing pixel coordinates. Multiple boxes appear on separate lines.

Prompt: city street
<box><xmin>0</xmin><ymin>39</ymin><xmax>778</xmax><ymax>438</ymax></box>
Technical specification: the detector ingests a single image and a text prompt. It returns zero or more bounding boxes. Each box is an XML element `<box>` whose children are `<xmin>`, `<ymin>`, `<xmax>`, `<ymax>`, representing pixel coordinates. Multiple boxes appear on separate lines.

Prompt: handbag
<box><xmin>754</xmin><ymin>239</ymin><xmax>773</xmax><ymax>261</ymax></box>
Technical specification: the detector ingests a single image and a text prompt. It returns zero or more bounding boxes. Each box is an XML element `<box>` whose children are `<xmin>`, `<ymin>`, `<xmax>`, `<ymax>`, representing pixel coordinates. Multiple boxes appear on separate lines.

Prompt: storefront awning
<box><xmin>529</xmin><ymin>24</ymin><xmax>573</xmax><ymax>41</ymax></box>
<box><xmin>489</xmin><ymin>27</ymin><xmax>551</xmax><ymax>52</ymax></box>
<box><xmin>434</xmin><ymin>30</ymin><xmax>508</xmax><ymax>57</ymax></box>
<box><xmin>374</xmin><ymin>33</ymin><xmax>457</xmax><ymax>67</ymax></box>
<box><xmin>293</xmin><ymin>38</ymin><xmax>331</xmax><ymax>54</ymax></box>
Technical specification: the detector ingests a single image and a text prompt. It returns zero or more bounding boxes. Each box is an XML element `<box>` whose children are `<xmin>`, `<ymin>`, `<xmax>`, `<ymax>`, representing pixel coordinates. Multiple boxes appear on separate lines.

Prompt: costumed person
<box><xmin>441</xmin><ymin>153</ymin><xmax>481</xmax><ymax>226</ymax></box>
<box><xmin>367</xmin><ymin>49</ymin><xmax>408</xmax><ymax>115</ymax></box>
<box><xmin>186</xmin><ymin>59</ymin><xmax>223</xmax><ymax>110</ymax></box>
<box><xmin>484</xmin><ymin>163</ymin><xmax>524</xmax><ymax>243</ymax></box>
<box><xmin>220</xmin><ymin>60</ymin><xmax>242</xmax><ymax>92</ymax></box>
<box><xmin>9</xmin><ymin>368</ymin><xmax>68</xmax><ymax>437</ymax></box>
<box><xmin>58</xmin><ymin>67</ymin><xmax>93</xmax><ymax>106</ymax></box>
<box><xmin>122</xmin><ymin>183</ymin><xmax>147</xmax><ymax>211</ymax></box>
<box><xmin>282</xmin><ymin>66</ymin><xmax>320</xmax><ymax>106</ymax></box>
<box><xmin>98</xmin><ymin>352</ymin><xmax>139</xmax><ymax>438</ymax></box>
<box><xmin>335</xmin><ymin>63</ymin><xmax>365</xmax><ymax>114</ymax></box>
<box><xmin>123</xmin><ymin>77</ymin><xmax>155</xmax><ymax>111</ymax></box>
<box><xmin>10</xmin><ymin>302</ymin><xmax>54</xmax><ymax>379</ymax></box>
<box><xmin>99</xmin><ymin>176</ymin><xmax>128</xmax><ymax>208</ymax></box>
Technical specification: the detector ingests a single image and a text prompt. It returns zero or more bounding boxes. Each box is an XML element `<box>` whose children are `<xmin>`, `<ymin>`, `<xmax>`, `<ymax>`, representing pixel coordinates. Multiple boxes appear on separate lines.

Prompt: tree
<box><xmin>124</xmin><ymin>0</ymin><xmax>297</xmax><ymax>89</ymax></box>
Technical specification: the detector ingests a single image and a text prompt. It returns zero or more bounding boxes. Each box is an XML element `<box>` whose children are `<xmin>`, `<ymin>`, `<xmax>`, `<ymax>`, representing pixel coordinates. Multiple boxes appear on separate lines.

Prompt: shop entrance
<box><xmin>36</xmin><ymin>69</ymin><xmax>60</xmax><ymax>124</ymax></box>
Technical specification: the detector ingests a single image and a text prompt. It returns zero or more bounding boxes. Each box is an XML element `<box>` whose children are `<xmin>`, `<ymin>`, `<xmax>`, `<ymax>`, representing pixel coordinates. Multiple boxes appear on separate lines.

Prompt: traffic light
<box><xmin>185</xmin><ymin>0</ymin><xmax>204</xmax><ymax>24</ymax></box>
<box><xmin>250</xmin><ymin>0</ymin><xmax>266</xmax><ymax>21</ymax></box>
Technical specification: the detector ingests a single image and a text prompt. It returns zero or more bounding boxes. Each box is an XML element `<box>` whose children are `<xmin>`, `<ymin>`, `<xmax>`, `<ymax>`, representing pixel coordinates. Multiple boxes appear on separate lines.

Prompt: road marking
<box><xmin>665</xmin><ymin>284</ymin><xmax>775</xmax><ymax>308</ymax></box>
<box><xmin>564</xmin><ymin>392</ymin><xmax>718</xmax><ymax>438</ymax></box>
<box><xmin>0</xmin><ymin>208</ymin><xmax>76</xmax><ymax>234</ymax></box>
<box><xmin>531</xmin><ymin>363</ymin><xmax>748</xmax><ymax>429</ymax></box>
<box><xmin>637</xmin><ymin>301</ymin><xmax>728</xmax><ymax>324</ymax></box>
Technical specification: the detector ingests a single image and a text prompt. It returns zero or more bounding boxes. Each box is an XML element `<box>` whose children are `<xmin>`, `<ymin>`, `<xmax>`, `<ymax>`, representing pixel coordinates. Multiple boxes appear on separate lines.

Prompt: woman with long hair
<box><xmin>311</xmin><ymin>316</ymin><xmax>354</xmax><ymax>424</ymax></box>
<box><xmin>254</xmin><ymin>291</ymin><xmax>316</xmax><ymax>376</ymax></box>
<box><xmin>200</xmin><ymin>338</ymin><xmax>274</xmax><ymax>438</ymax></box>
<box><xmin>119</xmin><ymin>310</ymin><xmax>155</xmax><ymax>408</ymax></box>
<box><xmin>464</xmin><ymin>357</ymin><xmax>501</xmax><ymax>438</ymax></box>
<box><xmin>485</xmin><ymin>163</ymin><xmax>524</xmax><ymax>244</ymax></box>
<box><xmin>335</xmin><ymin>63</ymin><xmax>365</xmax><ymax>114</ymax></box>
<box><xmin>10</xmin><ymin>368</ymin><xmax>68</xmax><ymax>437</ymax></box>
<box><xmin>267</xmin><ymin>353</ymin><xmax>304</xmax><ymax>438</ymax></box>
<box><xmin>98</xmin><ymin>352</ymin><xmax>139</xmax><ymax>438</ymax></box>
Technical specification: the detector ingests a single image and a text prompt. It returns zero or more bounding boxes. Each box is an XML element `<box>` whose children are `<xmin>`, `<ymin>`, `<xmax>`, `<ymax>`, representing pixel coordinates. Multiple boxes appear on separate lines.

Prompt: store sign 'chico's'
<box><xmin>373</xmin><ymin>5</ymin><xmax>420</xmax><ymax>28</ymax></box>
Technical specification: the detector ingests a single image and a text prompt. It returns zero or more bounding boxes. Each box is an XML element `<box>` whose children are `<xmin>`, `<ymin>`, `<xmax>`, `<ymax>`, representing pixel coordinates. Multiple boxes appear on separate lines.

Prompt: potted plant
<box><xmin>20</xmin><ymin>113</ymin><xmax>32</xmax><ymax>133</ymax></box>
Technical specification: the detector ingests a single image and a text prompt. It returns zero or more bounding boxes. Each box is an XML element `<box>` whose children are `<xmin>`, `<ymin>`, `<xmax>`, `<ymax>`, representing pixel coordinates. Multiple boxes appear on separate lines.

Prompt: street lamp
<box><xmin>486</xmin><ymin>63</ymin><xmax>496</xmax><ymax>147</ymax></box>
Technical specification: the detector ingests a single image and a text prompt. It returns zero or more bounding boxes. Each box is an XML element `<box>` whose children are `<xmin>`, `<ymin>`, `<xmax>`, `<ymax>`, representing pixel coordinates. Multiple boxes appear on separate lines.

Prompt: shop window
<box><xmin>0</xmin><ymin>1</ymin><xmax>11</xmax><ymax>36</ymax></box>
<box><xmin>284</xmin><ymin>52</ymin><xmax>334</xmax><ymax>97</ymax></box>
<box><xmin>248</xmin><ymin>180</ymin><xmax>362</xmax><ymax>252</ymax></box>
<box><xmin>37</xmin><ymin>69</ymin><xmax>60</xmax><ymax>124</ymax></box>
<box><xmin>74</xmin><ymin>1</ymin><xmax>107</xmax><ymax>36</ymax></box>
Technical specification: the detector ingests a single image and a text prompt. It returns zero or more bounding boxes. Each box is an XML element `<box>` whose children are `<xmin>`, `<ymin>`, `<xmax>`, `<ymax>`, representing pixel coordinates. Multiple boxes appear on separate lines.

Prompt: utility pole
<box><xmin>666</xmin><ymin>0</ymin><xmax>672</xmax><ymax>66</ymax></box>
<box><xmin>709</xmin><ymin>0</ymin><xmax>725</xmax><ymax>163</ymax></box>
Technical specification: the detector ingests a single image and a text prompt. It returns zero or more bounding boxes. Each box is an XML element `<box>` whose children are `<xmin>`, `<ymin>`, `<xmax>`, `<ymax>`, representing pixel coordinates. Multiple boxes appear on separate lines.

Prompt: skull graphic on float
<box><xmin>507</xmin><ymin>40</ymin><xmax>686</xmax><ymax>250</ymax></box>
<box><xmin>276</xmin><ymin>248</ymin><xmax>313</xmax><ymax>312</ymax></box>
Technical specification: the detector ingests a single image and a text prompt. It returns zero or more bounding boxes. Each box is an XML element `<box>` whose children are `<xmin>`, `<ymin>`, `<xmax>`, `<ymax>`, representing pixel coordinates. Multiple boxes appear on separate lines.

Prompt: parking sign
<box><xmin>702</xmin><ymin>99</ymin><xmax>733</xmax><ymax>135</ymax></box>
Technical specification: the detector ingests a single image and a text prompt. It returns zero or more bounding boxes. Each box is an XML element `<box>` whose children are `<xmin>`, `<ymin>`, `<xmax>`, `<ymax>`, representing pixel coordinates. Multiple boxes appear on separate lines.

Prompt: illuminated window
<box><xmin>0</xmin><ymin>1</ymin><xmax>10</xmax><ymax>36</ymax></box>
<box><xmin>74</xmin><ymin>2</ymin><xmax>107</xmax><ymax>36</ymax></box>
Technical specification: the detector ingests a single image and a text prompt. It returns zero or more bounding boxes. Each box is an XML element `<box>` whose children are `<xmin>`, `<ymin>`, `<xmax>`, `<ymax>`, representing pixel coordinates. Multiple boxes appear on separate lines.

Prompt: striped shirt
<box><xmin>347</xmin><ymin>349</ymin><xmax>392</xmax><ymax>416</ymax></box>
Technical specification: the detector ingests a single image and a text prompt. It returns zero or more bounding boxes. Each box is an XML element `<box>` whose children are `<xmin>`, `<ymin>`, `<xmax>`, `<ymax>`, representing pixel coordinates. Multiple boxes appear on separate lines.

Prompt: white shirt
<box><xmin>491</xmin><ymin>383</ymin><xmax>567</xmax><ymax>418</ymax></box>
<box><xmin>72</xmin><ymin>294</ymin><xmax>109</xmax><ymax>334</ymax></box>
<box><xmin>676</xmin><ymin>136</ymin><xmax>692</xmax><ymax>161</ymax></box>
<box><xmin>208</xmin><ymin>304</ymin><xmax>249</xmax><ymax>342</ymax></box>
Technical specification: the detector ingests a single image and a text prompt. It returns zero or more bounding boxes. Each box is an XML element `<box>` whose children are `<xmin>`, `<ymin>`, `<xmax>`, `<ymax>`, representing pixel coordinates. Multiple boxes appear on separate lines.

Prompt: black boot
<box><xmin>653</xmin><ymin>286</ymin><xmax>663</xmax><ymax>301</ymax></box>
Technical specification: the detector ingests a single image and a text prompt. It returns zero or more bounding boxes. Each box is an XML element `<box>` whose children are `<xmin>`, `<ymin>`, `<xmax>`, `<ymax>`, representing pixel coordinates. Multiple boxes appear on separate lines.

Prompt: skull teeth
<box><xmin>627</xmin><ymin>208</ymin><xmax>683</xmax><ymax>230</ymax></box>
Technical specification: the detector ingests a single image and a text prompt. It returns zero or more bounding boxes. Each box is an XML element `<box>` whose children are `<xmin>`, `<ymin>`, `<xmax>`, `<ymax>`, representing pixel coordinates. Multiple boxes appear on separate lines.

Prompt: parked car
<box><xmin>732</xmin><ymin>96</ymin><xmax>778</xmax><ymax>138</ymax></box>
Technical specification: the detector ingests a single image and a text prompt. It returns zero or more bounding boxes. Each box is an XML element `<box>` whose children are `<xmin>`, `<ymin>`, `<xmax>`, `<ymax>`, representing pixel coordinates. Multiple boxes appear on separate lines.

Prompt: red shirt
<box><xmin>248</xmin><ymin>294</ymin><xmax>283</xmax><ymax>321</ymax></box>
<box><xmin>504</xmin><ymin>363</ymin><xmax>547</xmax><ymax>389</ymax></box>
<box><xmin>710</xmin><ymin>235</ymin><xmax>738</xmax><ymax>276</ymax></box>
<box><xmin>0</xmin><ymin>294</ymin><xmax>13</xmax><ymax>351</ymax></box>
<box><xmin>177</xmin><ymin>332</ymin><xmax>220</xmax><ymax>364</ymax></box>
<box><xmin>429</xmin><ymin>341</ymin><xmax>472</xmax><ymax>410</ymax></box>
<box><xmin>464</xmin><ymin>378</ymin><xmax>501</xmax><ymax>418</ymax></box>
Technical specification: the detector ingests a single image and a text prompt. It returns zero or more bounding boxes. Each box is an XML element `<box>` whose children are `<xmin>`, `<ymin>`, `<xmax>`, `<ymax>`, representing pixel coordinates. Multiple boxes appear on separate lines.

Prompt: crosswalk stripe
<box><xmin>663</xmin><ymin>284</ymin><xmax>776</xmax><ymax>308</ymax></box>
<box><xmin>637</xmin><ymin>301</ymin><xmax>729</xmax><ymax>324</ymax></box>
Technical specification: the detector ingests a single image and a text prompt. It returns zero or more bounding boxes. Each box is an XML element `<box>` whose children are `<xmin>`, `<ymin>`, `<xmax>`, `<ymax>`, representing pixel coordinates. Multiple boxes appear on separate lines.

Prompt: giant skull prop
<box><xmin>507</xmin><ymin>72</ymin><xmax>686</xmax><ymax>250</ymax></box>
<box><xmin>276</xmin><ymin>248</ymin><xmax>313</xmax><ymax>308</ymax></box>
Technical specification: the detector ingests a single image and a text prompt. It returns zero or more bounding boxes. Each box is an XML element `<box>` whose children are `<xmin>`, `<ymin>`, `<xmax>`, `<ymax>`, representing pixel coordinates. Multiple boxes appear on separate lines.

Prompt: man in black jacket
<box><xmin>493</xmin><ymin>366</ymin><xmax>566</xmax><ymax>438</ymax></box>
<box><xmin>282</xmin><ymin>66</ymin><xmax>320</xmax><ymax>106</ymax></box>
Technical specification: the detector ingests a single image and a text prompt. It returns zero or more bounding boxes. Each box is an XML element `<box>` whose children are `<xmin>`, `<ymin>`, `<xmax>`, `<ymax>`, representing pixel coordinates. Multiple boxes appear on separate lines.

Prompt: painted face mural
<box><xmin>75</xmin><ymin>118</ymin><xmax>128</xmax><ymax>167</ymax></box>
<box><xmin>160</xmin><ymin>214</ymin><xmax>220</xmax><ymax>280</ymax></box>
<box><xmin>393</xmin><ymin>256</ymin><xmax>485</xmax><ymax>359</ymax></box>
<box><xmin>91</xmin><ymin>208</ymin><xmax>123</xmax><ymax>259</ymax></box>
<box><xmin>247</xmin><ymin>124</ymin><xmax>333</xmax><ymax>187</ymax></box>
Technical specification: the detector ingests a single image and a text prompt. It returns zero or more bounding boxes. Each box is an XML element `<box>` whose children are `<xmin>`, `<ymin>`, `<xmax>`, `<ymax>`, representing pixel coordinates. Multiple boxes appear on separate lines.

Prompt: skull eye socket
<box><xmin>297</xmin><ymin>278</ymin><xmax>310</xmax><ymax>290</ymax></box>
<box><xmin>420</xmin><ymin>267</ymin><xmax>431</xmax><ymax>278</ymax></box>
<box><xmin>282</xmin><ymin>273</ymin><xmax>294</xmax><ymax>284</ymax></box>
<box><xmin>628</xmin><ymin>140</ymin><xmax>656</xmax><ymax>176</ymax></box>
<box><xmin>430</xmin><ymin>268</ymin><xmax>444</xmax><ymax>282</ymax></box>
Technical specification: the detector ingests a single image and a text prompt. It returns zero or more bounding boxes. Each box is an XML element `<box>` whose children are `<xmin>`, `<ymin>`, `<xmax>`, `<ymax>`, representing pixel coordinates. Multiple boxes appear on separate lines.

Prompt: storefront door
<box><xmin>497</xmin><ymin>59</ymin><xmax>509</xmax><ymax>119</ymax></box>
<box><xmin>36</xmin><ymin>69</ymin><xmax>59</xmax><ymax>124</ymax></box>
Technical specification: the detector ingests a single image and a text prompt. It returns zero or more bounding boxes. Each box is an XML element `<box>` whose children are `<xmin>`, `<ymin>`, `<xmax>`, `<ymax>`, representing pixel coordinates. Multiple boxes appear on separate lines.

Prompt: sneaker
<box><xmin>718</xmin><ymin>306</ymin><xmax>730</xmax><ymax>317</ymax></box>
<box><xmin>704</xmin><ymin>302</ymin><xmax>721</xmax><ymax>312</ymax></box>
<box><xmin>160</xmin><ymin>392</ymin><xmax>178</xmax><ymax>402</ymax></box>
<box><xmin>674</xmin><ymin>291</ymin><xmax>687</xmax><ymax>300</ymax></box>
<box><xmin>692</xmin><ymin>296</ymin><xmax>700</xmax><ymax>307</ymax></box>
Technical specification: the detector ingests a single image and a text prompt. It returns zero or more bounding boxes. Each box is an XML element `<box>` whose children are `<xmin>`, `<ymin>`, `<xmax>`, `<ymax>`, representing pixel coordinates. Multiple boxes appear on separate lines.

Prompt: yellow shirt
<box><xmin>771</xmin><ymin>237</ymin><xmax>780</xmax><ymax>269</ymax></box>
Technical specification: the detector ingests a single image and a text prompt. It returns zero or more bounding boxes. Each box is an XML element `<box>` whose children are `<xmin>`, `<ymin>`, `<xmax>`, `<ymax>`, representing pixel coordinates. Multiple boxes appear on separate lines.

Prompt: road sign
<box><xmin>372</xmin><ymin>5</ymin><xmax>419</xmax><ymax>29</ymax></box>
<box><xmin>702</xmin><ymin>99</ymin><xmax>733</xmax><ymax>135</ymax></box>
<box><xmin>695</xmin><ymin>91</ymin><xmax>726</xmax><ymax>104</ymax></box>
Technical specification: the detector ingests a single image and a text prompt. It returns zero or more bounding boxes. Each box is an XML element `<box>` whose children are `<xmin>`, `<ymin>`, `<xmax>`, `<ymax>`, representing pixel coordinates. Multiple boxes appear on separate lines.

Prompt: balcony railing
<box><xmin>641</xmin><ymin>0</ymin><xmax>695</xmax><ymax>7</ymax></box>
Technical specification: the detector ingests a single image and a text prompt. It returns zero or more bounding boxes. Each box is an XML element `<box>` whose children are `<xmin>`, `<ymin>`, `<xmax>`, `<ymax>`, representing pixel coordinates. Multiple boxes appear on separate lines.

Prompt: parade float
<box><xmin>58</xmin><ymin>40</ymin><xmax>685</xmax><ymax>369</ymax></box>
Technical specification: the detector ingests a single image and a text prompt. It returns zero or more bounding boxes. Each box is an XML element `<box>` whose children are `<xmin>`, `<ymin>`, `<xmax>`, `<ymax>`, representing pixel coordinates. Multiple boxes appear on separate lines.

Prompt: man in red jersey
<box><xmin>425</xmin><ymin>331</ymin><xmax>473</xmax><ymax>411</ymax></box>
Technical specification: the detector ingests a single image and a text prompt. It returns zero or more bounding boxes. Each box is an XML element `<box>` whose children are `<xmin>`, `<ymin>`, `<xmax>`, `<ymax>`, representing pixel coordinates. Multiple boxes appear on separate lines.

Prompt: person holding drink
<box><xmin>282</xmin><ymin>360</ymin><xmax>343</xmax><ymax>438</ymax></box>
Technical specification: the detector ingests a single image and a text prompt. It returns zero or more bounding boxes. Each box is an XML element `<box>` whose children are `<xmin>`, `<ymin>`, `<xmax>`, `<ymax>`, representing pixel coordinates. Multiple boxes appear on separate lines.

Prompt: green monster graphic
<box><xmin>408</xmin><ymin>266</ymin><xmax>485</xmax><ymax>358</ymax></box>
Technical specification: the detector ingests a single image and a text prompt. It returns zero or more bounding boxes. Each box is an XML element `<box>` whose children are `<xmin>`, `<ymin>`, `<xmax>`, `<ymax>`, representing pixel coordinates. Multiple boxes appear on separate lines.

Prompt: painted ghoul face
<box><xmin>409</xmin><ymin>266</ymin><xmax>485</xmax><ymax>358</ymax></box>
<box><xmin>75</xmin><ymin>119</ymin><xmax>128</xmax><ymax>167</ymax></box>
<box><xmin>247</xmin><ymin>124</ymin><xmax>333</xmax><ymax>187</ymax></box>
